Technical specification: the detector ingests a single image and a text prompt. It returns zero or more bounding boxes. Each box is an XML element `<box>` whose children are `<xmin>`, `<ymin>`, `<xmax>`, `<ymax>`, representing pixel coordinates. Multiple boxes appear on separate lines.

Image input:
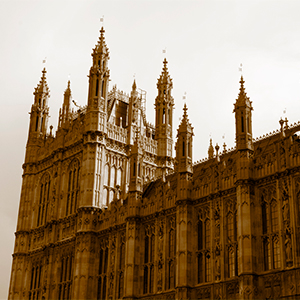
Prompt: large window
<box><xmin>227</xmin><ymin>211</ymin><xmax>238</xmax><ymax>278</ymax></box>
<box><xmin>37</xmin><ymin>173</ymin><xmax>51</xmax><ymax>226</ymax></box>
<box><xmin>167</xmin><ymin>227</ymin><xmax>176</xmax><ymax>289</ymax></box>
<box><xmin>58</xmin><ymin>253</ymin><xmax>73</xmax><ymax>300</ymax></box>
<box><xmin>118</xmin><ymin>233</ymin><xmax>125</xmax><ymax>299</ymax></box>
<box><xmin>29</xmin><ymin>261</ymin><xmax>42</xmax><ymax>300</ymax></box>
<box><xmin>97</xmin><ymin>241</ymin><xmax>109</xmax><ymax>300</ymax></box>
<box><xmin>197</xmin><ymin>215</ymin><xmax>211</xmax><ymax>283</ymax></box>
<box><xmin>262</xmin><ymin>195</ymin><xmax>281</xmax><ymax>271</ymax></box>
<box><xmin>66</xmin><ymin>160</ymin><xmax>80</xmax><ymax>216</ymax></box>
<box><xmin>143</xmin><ymin>225</ymin><xmax>155</xmax><ymax>294</ymax></box>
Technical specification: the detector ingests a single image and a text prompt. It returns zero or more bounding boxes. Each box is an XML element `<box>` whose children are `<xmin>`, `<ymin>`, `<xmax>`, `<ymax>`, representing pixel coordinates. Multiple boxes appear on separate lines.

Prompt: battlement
<box><xmin>107</xmin><ymin>122</ymin><xmax>127</xmax><ymax>143</ymax></box>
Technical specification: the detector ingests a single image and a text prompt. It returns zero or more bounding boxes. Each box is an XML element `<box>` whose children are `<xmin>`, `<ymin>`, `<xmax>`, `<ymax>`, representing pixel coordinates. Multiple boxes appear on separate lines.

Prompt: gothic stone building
<box><xmin>9</xmin><ymin>27</ymin><xmax>300</xmax><ymax>300</ymax></box>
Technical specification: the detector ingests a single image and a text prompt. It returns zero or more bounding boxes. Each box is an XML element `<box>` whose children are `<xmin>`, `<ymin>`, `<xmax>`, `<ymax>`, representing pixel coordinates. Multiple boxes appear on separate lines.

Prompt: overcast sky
<box><xmin>2</xmin><ymin>0</ymin><xmax>300</xmax><ymax>298</ymax></box>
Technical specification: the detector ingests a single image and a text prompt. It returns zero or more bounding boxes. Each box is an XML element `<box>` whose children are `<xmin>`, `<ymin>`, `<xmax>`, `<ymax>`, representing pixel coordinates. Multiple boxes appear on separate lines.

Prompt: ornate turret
<box><xmin>208</xmin><ymin>138</ymin><xmax>214</xmax><ymax>159</ymax></box>
<box><xmin>87</xmin><ymin>27</ymin><xmax>110</xmax><ymax>111</ymax></box>
<box><xmin>234</xmin><ymin>76</ymin><xmax>253</xmax><ymax>151</ymax></box>
<box><xmin>175</xmin><ymin>103</ymin><xmax>194</xmax><ymax>174</ymax></box>
<box><xmin>58</xmin><ymin>80</ymin><xmax>72</xmax><ymax>129</ymax></box>
<box><xmin>28</xmin><ymin>68</ymin><xmax>50</xmax><ymax>139</ymax></box>
<box><xmin>155</xmin><ymin>58</ymin><xmax>174</xmax><ymax>176</ymax></box>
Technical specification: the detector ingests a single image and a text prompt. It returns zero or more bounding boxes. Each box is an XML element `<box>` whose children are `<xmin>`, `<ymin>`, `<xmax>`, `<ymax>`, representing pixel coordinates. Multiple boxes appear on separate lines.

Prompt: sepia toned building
<box><xmin>9</xmin><ymin>27</ymin><xmax>300</xmax><ymax>300</ymax></box>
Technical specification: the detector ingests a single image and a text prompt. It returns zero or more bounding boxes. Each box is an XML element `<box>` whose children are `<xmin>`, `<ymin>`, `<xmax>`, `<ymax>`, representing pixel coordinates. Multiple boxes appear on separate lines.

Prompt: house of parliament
<box><xmin>8</xmin><ymin>27</ymin><xmax>300</xmax><ymax>300</ymax></box>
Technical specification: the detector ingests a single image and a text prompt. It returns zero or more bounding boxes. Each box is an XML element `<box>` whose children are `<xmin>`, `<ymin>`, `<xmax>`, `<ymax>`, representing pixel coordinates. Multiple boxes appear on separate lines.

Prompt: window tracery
<box><xmin>37</xmin><ymin>173</ymin><xmax>51</xmax><ymax>227</ymax></box>
<box><xmin>66</xmin><ymin>160</ymin><xmax>80</xmax><ymax>216</ymax></box>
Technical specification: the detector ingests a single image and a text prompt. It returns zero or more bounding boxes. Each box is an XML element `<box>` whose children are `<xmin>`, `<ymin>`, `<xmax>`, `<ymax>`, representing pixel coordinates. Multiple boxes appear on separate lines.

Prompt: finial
<box><xmin>183</xmin><ymin>102</ymin><xmax>188</xmax><ymax>116</ymax></box>
<box><xmin>132</xmin><ymin>79</ymin><xmax>137</xmax><ymax>91</ymax></box>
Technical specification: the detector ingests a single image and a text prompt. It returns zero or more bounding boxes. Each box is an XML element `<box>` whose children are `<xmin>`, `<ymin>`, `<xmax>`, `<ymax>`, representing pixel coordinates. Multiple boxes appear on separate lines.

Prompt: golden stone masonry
<box><xmin>8</xmin><ymin>27</ymin><xmax>300</xmax><ymax>300</ymax></box>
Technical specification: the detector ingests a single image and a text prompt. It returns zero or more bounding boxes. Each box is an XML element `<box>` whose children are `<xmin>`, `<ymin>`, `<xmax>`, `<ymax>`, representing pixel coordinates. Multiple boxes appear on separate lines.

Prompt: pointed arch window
<box><xmin>101</xmin><ymin>80</ymin><xmax>105</xmax><ymax>97</ymax></box>
<box><xmin>226</xmin><ymin>208</ymin><xmax>237</xmax><ymax>278</ymax></box>
<box><xmin>29</xmin><ymin>261</ymin><xmax>42</xmax><ymax>300</ymax></box>
<box><xmin>262</xmin><ymin>195</ymin><xmax>281</xmax><ymax>270</ymax></box>
<box><xmin>143</xmin><ymin>226</ymin><xmax>155</xmax><ymax>294</ymax></box>
<box><xmin>168</xmin><ymin>228</ymin><xmax>176</xmax><ymax>289</ymax></box>
<box><xmin>66</xmin><ymin>160</ymin><xmax>80</xmax><ymax>216</ymax></box>
<box><xmin>110</xmin><ymin>166</ymin><xmax>115</xmax><ymax>188</ymax></box>
<box><xmin>97</xmin><ymin>242</ymin><xmax>109</xmax><ymax>300</ymax></box>
<box><xmin>197</xmin><ymin>215</ymin><xmax>211</xmax><ymax>283</ymax></box>
<box><xmin>95</xmin><ymin>79</ymin><xmax>99</xmax><ymax>97</ymax></box>
<box><xmin>118</xmin><ymin>233</ymin><xmax>125</xmax><ymax>298</ymax></box>
<box><xmin>104</xmin><ymin>164</ymin><xmax>109</xmax><ymax>186</ymax></box>
<box><xmin>58</xmin><ymin>253</ymin><xmax>73</xmax><ymax>300</ymax></box>
<box><xmin>37</xmin><ymin>173</ymin><xmax>51</xmax><ymax>227</ymax></box>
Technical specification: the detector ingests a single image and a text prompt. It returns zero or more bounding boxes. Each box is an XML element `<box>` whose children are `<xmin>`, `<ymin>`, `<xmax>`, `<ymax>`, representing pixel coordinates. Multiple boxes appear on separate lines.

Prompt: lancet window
<box><xmin>29</xmin><ymin>260</ymin><xmax>42</xmax><ymax>300</ymax></box>
<box><xmin>261</xmin><ymin>191</ymin><xmax>281</xmax><ymax>271</ymax></box>
<box><xmin>226</xmin><ymin>207</ymin><xmax>238</xmax><ymax>278</ymax></box>
<box><xmin>37</xmin><ymin>173</ymin><xmax>51</xmax><ymax>227</ymax></box>
<box><xmin>97</xmin><ymin>240</ymin><xmax>109</xmax><ymax>300</ymax></box>
<box><xmin>167</xmin><ymin>217</ymin><xmax>176</xmax><ymax>290</ymax></box>
<box><xmin>58</xmin><ymin>252</ymin><xmax>73</xmax><ymax>300</ymax></box>
<box><xmin>197</xmin><ymin>210</ymin><xmax>211</xmax><ymax>283</ymax></box>
<box><xmin>66</xmin><ymin>160</ymin><xmax>80</xmax><ymax>216</ymax></box>
<box><xmin>118</xmin><ymin>233</ymin><xmax>126</xmax><ymax>299</ymax></box>
<box><xmin>143</xmin><ymin>224</ymin><xmax>155</xmax><ymax>294</ymax></box>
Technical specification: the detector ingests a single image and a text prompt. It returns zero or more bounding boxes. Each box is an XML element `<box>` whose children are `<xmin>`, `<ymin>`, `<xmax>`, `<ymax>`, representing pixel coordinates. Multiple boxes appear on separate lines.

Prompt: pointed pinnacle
<box><xmin>132</xmin><ymin>79</ymin><xmax>137</xmax><ymax>91</ymax></box>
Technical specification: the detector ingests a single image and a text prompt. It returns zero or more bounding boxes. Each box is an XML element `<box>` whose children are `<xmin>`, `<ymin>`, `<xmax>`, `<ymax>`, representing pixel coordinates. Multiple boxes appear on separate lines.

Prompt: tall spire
<box><xmin>28</xmin><ymin>68</ymin><xmax>50</xmax><ymax>139</ymax></box>
<box><xmin>155</xmin><ymin>58</ymin><xmax>174</xmax><ymax>176</ymax></box>
<box><xmin>87</xmin><ymin>26</ymin><xmax>110</xmax><ymax>111</ymax></box>
<box><xmin>59</xmin><ymin>80</ymin><xmax>72</xmax><ymax>129</ymax></box>
<box><xmin>234</xmin><ymin>75</ymin><xmax>253</xmax><ymax>151</ymax></box>
<box><xmin>236</xmin><ymin>75</ymin><xmax>250</xmax><ymax>106</ymax></box>
<box><xmin>157</xmin><ymin>58</ymin><xmax>173</xmax><ymax>89</ymax></box>
<box><xmin>34</xmin><ymin>68</ymin><xmax>49</xmax><ymax>98</ymax></box>
<box><xmin>175</xmin><ymin>103</ymin><xmax>194</xmax><ymax>174</ymax></box>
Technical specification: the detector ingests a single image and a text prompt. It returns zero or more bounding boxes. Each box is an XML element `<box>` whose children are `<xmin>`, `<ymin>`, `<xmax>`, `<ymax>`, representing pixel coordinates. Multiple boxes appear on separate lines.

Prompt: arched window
<box><xmin>110</xmin><ymin>167</ymin><xmax>115</xmax><ymax>188</ymax></box>
<box><xmin>37</xmin><ymin>173</ymin><xmax>51</xmax><ymax>227</ymax></box>
<box><xmin>182</xmin><ymin>140</ymin><xmax>185</xmax><ymax>157</ymax></box>
<box><xmin>271</xmin><ymin>200</ymin><xmax>279</xmax><ymax>232</ymax></box>
<box><xmin>95</xmin><ymin>79</ymin><xmax>99</xmax><ymax>97</ymax></box>
<box><xmin>58</xmin><ymin>254</ymin><xmax>73</xmax><ymax>300</ymax></box>
<box><xmin>241</xmin><ymin>114</ymin><xmax>244</xmax><ymax>133</ymax></box>
<box><xmin>101</xmin><ymin>80</ymin><xmax>105</xmax><ymax>98</ymax></box>
<box><xmin>97</xmin><ymin>243</ymin><xmax>109</xmax><ymax>300</ymax></box>
<box><xmin>103</xmin><ymin>188</ymin><xmax>108</xmax><ymax>206</ymax></box>
<box><xmin>29</xmin><ymin>262</ymin><xmax>42</xmax><ymax>300</ymax></box>
<box><xmin>116</xmin><ymin>169</ymin><xmax>122</xmax><ymax>187</ymax></box>
<box><xmin>66</xmin><ymin>160</ymin><xmax>80</xmax><ymax>216</ymax></box>
<box><xmin>109</xmin><ymin>190</ymin><xmax>114</xmax><ymax>203</ymax></box>
<box><xmin>143</xmin><ymin>227</ymin><xmax>156</xmax><ymax>294</ymax></box>
<box><xmin>197</xmin><ymin>215</ymin><xmax>211</xmax><ymax>283</ymax></box>
<box><xmin>104</xmin><ymin>165</ymin><xmax>109</xmax><ymax>186</ymax></box>
<box><xmin>262</xmin><ymin>194</ymin><xmax>281</xmax><ymax>271</ymax></box>
<box><xmin>168</xmin><ymin>228</ymin><xmax>176</xmax><ymax>289</ymax></box>
<box><xmin>227</xmin><ymin>210</ymin><xmax>237</xmax><ymax>278</ymax></box>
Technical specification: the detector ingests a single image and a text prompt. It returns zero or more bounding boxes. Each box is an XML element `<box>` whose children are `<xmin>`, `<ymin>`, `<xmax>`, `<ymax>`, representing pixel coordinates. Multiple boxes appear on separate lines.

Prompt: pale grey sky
<box><xmin>2</xmin><ymin>0</ymin><xmax>300</xmax><ymax>298</ymax></box>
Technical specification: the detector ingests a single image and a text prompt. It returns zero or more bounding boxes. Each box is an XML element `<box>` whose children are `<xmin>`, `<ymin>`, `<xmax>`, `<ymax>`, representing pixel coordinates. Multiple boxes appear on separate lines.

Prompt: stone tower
<box><xmin>155</xmin><ymin>58</ymin><xmax>174</xmax><ymax>177</ymax></box>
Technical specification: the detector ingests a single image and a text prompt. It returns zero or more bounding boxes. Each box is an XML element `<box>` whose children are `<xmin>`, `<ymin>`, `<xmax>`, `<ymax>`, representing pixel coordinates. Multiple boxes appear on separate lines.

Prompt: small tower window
<box><xmin>241</xmin><ymin>115</ymin><xmax>244</xmax><ymax>132</ymax></box>
<box><xmin>95</xmin><ymin>79</ymin><xmax>99</xmax><ymax>97</ymax></box>
<box><xmin>133</xmin><ymin>162</ymin><xmax>136</xmax><ymax>177</ymax></box>
<box><xmin>162</xmin><ymin>108</ymin><xmax>166</xmax><ymax>124</ymax></box>
<box><xmin>182</xmin><ymin>140</ymin><xmax>185</xmax><ymax>157</ymax></box>
<box><xmin>35</xmin><ymin>116</ymin><xmax>39</xmax><ymax>131</ymax></box>
<box><xmin>168</xmin><ymin>109</ymin><xmax>171</xmax><ymax>125</ymax></box>
<box><xmin>101</xmin><ymin>80</ymin><xmax>105</xmax><ymax>98</ymax></box>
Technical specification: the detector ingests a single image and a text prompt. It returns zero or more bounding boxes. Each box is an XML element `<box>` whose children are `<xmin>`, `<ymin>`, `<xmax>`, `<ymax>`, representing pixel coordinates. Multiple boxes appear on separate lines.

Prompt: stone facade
<box><xmin>8</xmin><ymin>27</ymin><xmax>300</xmax><ymax>300</ymax></box>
